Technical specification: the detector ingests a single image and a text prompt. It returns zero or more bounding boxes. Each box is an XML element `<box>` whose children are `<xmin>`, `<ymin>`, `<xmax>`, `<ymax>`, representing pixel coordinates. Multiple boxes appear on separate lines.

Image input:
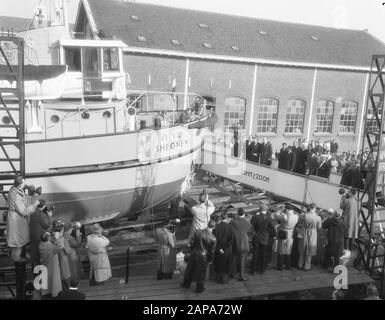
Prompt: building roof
<box><xmin>85</xmin><ymin>0</ymin><xmax>385</xmax><ymax>68</ymax></box>
<box><xmin>0</xmin><ymin>16</ymin><xmax>31</xmax><ymax>32</ymax></box>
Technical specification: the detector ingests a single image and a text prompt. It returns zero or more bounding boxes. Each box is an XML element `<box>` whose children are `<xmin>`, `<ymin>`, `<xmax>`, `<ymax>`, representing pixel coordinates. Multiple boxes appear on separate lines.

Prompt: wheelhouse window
<box><xmin>315</xmin><ymin>100</ymin><xmax>334</xmax><ymax>133</ymax></box>
<box><xmin>339</xmin><ymin>101</ymin><xmax>358</xmax><ymax>133</ymax></box>
<box><xmin>285</xmin><ymin>99</ymin><xmax>305</xmax><ymax>133</ymax></box>
<box><xmin>256</xmin><ymin>98</ymin><xmax>278</xmax><ymax>133</ymax></box>
<box><xmin>64</xmin><ymin>47</ymin><xmax>81</xmax><ymax>71</ymax></box>
<box><xmin>224</xmin><ymin>97</ymin><xmax>246</xmax><ymax>129</ymax></box>
<box><xmin>127</xmin><ymin>94</ymin><xmax>144</xmax><ymax>110</ymax></box>
<box><xmin>103</xmin><ymin>48</ymin><xmax>119</xmax><ymax>71</ymax></box>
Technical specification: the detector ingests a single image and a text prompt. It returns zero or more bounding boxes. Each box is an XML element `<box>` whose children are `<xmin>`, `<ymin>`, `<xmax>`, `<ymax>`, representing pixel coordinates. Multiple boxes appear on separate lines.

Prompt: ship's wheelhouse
<box><xmin>59</xmin><ymin>39</ymin><xmax>126</xmax><ymax>100</ymax></box>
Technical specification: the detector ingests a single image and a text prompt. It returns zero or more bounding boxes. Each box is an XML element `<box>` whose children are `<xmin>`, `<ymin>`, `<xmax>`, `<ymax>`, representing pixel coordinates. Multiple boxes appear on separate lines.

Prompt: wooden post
<box><xmin>125</xmin><ymin>247</ymin><xmax>130</xmax><ymax>283</ymax></box>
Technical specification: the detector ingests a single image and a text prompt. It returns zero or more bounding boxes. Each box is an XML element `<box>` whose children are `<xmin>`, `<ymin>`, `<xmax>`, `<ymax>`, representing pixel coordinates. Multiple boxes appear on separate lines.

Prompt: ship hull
<box><xmin>23</xmin><ymin>147</ymin><xmax>200</xmax><ymax>224</ymax></box>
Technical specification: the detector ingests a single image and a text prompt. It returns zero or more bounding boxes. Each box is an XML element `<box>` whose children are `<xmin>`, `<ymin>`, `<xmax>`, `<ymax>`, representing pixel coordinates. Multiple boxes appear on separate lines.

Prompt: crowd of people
<box><xmin>2</xmin><ymin>174</ymin><xmax>381</xmax><ymax>300</ymax></box>
<box><xmin>153</xmin><ymin>188</ymin><xmax>382</xmax><ymax>300</ymax></box>
<box><xmin>4</xmin><ymin>176</ymin><xmax>112</xmax><ymax>300</ymax></box>
<box><xmin>245</xmin><ymin>136</ymin><xmax>373</xmax><ymax>186</ymax></box>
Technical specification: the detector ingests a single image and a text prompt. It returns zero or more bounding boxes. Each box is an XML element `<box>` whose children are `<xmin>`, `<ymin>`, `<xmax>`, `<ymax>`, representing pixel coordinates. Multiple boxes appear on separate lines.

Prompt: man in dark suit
<box><xmin>229</xmin><ymin>208</ymin><xmax>251</xmax><ymax>281</ymax></box>
<box><xmin>308</xmin><ymin>152</ymin><xmax>319</xmax><ymax>176</ymax></box>
<box><xmin>317</xmin><ymin>155</ymin><xmax>331</xmax><ymax>179</ymax></box>
<box><xmin>278</xmin><ymin>143</ymin><xmax>288</xmax><ymax>170</ymax></box>
<box><xmin>250</xmin><ymin>205</ymin><xmax>276</xmax><ymax>274</ymax></box>
<box><xmin>56</xmin><ymin>280</ymin><xmax>86</xmax><ymax>300</ymax></box>
<box><xmin>330</xmin><ymin>139</ymin><xmax>339</xmax><ymax>154</ymax></box>
<box><xmin>286</xmin><ymin>146</ymin><xmax>296</xmax><ymax>172</ymax></box>
<box><xmin>183</xmin><ymin>220</ymin><xmax>217</xmax><ymax>293</ymax></box>
<box><xmin>213</xmin><ymin>211</ymin><xmax>235</xmax><ymax>284</ymax></box>
<box><xmin>255</xmin><ymin>138</ymin><xmax>263</xmax><ymax>164</ymax></box>
<box><xmin>246</xmin><ymin>136</ymin><xmax>252</xmax><ymax>161</ymax></box>
<box><xmin>260</xmin><ymin>137</ymin><xmax>273</xmax><ymax>166</ymax></box>
<box><xmin>249</xmin><ymin>137</ymin><xmax>257</xmax><ymax>163</ymax></box>
<box><xmin>294</xmin><ymin>144</ymin><xmax>307</xmax><ymax>175</ymax></box>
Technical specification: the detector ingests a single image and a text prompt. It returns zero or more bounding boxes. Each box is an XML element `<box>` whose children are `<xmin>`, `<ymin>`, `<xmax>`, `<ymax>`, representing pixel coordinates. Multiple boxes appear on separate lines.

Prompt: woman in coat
<box><xmin>64</xmin><ymin>223</ymin><xmax>82</xmax><ymax>281</ymax></box>
<box><xmin>276</xmin><ymin>209</ymin><xmax>299</xmax><ymax>270</ymax></box>
<box><xmin>322</xmin><ymin>209</ymin><xmax>346</xmax><ymax>268</ymax></box>
<box><xmin>39</xmin><ymin>232</ymin><xmax>63</xmax><ymax>298</ymax></box>
<box><xmin>297</xmin><ymin>204</ymin><xmax>322</xmax><ymax>271</ymax></box>
<box><xmin>51</xmin><ymin>222</ymin><xmax>72</xmax><ymax>289</ymax></box>
<box><xmin>155</xmin><ymin>222</ymin><xmax>177</xmax><ymax>280</ymax></box>
<box><xmin>29</xmin><ymin>200</ymin><xmax>52</xmax><ymax>268</ymax></box>
<box><xmin>86</xmin><ymin>223</ymin><xmax>112</xmax><ymax>285</ymax></box>
<box><xmin>344</xmin><ymin>190</ymin><xmax>359</xmax><ymax>250</ymax></box>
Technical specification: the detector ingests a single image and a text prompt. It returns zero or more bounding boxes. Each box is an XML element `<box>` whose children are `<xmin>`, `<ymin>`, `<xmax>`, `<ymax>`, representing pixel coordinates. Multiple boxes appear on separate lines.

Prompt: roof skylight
<box><xmin>171</xmin><ymin>39</ymin><xmax>181</xmax><ymax>46</ymax></box>
<box><xmin>198</xmin><ymin>23</ymin><xmax>209</xmax><ymax>29</ymax></box>
<box><xmin>137</xmin><ymin>36</ymin><xmax>147</xmax><ymax>42</ymax></box>
<box><xmin>203</xmin><ymin>42</ymin><xmax>213</xmax><ymax>48</ymax></box>
<box><xmin>258</xmin><ymin>30</ymin><xmax>269</xmax><ymax>35</ymax></box>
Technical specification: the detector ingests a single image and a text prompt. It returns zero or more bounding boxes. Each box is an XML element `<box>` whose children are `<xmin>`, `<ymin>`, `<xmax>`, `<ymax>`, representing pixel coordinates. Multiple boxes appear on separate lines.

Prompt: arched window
<box><xmin>256</xmin><ymin>98</ymin><xmax>278</xmax><ymax>133</ymax></box>
<box><xmin>285</xmin><ymin>99</ymin><xmax>306</xmax><ymax>133</ymax></box>
<box><xmin>315</xmin><ymin>100</ymin><xmax>334</xmax><ymax>133</ymax></box>
<box><xmin>224</xmin><ymin>97</ymin><xmax>246</xmax><ymax>128</ymax></box>
<box><xmin>339</xmin><ymin>101</ymin><xmax>358</xmax><ymax>133</ymax></box>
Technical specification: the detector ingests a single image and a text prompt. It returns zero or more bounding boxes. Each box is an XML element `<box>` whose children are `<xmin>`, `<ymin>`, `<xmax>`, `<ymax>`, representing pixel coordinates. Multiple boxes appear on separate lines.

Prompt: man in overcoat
<box><xmin>182</xmin><ymin>220</ymin><xmax>217</xmax><ymax>293</ymax></box>
<box><xmin>229</xmin><ymin>208</ymin><xmax>251</xmax><ymax>281</ymax></box>
<box><xmin>213</xmin><ymin>211</ymin><xmax>235</xmax><ymax>284</ymax></box>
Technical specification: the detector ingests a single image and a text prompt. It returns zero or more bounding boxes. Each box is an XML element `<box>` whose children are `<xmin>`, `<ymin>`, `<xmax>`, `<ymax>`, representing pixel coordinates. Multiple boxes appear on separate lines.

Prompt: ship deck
<box><xmin>79</xmin><ymin>266</ymin><xmax>373</xmax><ymax>300</ymax></box>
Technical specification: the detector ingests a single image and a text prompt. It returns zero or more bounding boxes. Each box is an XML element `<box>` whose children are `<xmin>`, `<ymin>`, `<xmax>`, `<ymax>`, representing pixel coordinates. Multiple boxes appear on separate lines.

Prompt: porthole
<box><xmin>127</xmin><ymin>107</ymin><xmax>136</xmax><ymax>116</ymax></box>
<box><xmin>2</xmin><ymin>116</ymin><xmax>11</xmax><ymax>124</ymax></box>
<box><xmin>50</xmin><ymin>115</ymin><xmax>60</xmax><ymax>123</ymax></box>
<box><xmin>103</xmin><ymin>111</ymin><xmax>112</xmax><ymax>119</ymax></box>
<box><xmin>81</xmin><ymin>111</ymin><xmax>90</xmax><ymax>120</ymax></box>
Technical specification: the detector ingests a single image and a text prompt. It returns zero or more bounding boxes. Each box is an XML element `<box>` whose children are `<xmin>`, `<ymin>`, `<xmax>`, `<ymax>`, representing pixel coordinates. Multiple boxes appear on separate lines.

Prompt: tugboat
<box><xmin>0</xmin><ymin>1</ymin><xmax>213</xmax><ymax>224</ymax></box>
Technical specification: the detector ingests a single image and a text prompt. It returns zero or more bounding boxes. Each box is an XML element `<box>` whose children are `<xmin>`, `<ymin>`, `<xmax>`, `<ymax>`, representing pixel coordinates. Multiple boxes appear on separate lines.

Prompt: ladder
<box><xmin>357</xmin><ymin>55</ymin><xmax>385</xmax><ymax>297</ymax></box>
<box><xmin>0</xmin><ymin>35</ymin><xmax>26</xmax><ymax>218</ymax></box>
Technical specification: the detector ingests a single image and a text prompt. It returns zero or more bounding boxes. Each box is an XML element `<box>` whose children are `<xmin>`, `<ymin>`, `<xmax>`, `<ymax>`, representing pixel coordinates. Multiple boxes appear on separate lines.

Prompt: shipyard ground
<box><xmin>0</xmin><ymin>173</ymin><xmax>375</xmax><ymax>300</ymax></box>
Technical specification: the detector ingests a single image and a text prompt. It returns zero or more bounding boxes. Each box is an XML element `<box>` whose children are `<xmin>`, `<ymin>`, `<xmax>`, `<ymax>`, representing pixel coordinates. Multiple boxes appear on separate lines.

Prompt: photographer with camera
<box><xmin>154</xmin><ymin>218</ymin><xmax>180</xmax><ymax>280</ymax></box>
<box><xmin>188</xmin><ymin>190</ymin><xmax>215</xmax><ymax>243</ymax></box>
<box><xmin>29</xmin><ymin>199</ymin><xmax>53</xmax><ymax>268</ymax></box>
<box><xmin>64</xmin><ymin>222</ymin><xmax>82</xmax><ymax>281</ymax></box>
<box><xmin>86</xmin><ymin>223</ymin><xmax>112</xmax><ymax>286</ymax></box>
<box><xmin>6</xmin><ymin>176</ymin><xmax>41</xmax><ymax>299</ymax></box>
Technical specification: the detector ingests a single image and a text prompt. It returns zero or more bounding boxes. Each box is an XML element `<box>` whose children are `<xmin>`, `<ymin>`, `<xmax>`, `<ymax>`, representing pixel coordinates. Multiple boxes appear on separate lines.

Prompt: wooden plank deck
<box><xmin>79</xmin><ymin>266</ymin><xmax>373</xmax><ymax>300</ymax></box>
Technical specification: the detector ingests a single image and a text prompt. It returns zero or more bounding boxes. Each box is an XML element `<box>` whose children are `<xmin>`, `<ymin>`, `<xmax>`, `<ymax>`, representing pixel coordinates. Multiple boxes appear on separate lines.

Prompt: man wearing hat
<box><xmin>250</xmin><ymin>204</ymin><xmax>276</xmax><ymax>275</ymax></box>
<box><xmin>276</xmin><ymin>208</ymin><xmax>299</xmax><ymax>270</ymax></box>
<box><xmin>213</xmin><ymin>211</ymin><xmax>235</xmax><ymax>284</ymax></box>
<box><xmin>297</xmin><ymin>203</ymin><xmax>322</xmax><ymax>271</ymax></box>
<box><xmin>322</xmin><ymin>208</ymin><xmax>346</xmax><ymax>269</ymax></box>
<box><xmin>188</xmin><ymin>191</ymin><xmax>215</xmax><ymax>242</ymax></box>
<box><xmin>182</xmin><ymin>219</ymin><xmax>217</xmax><ymax>293</ymax></box>
<box><xmin>29</xmin><ymin>199</ymin><xmax>53</xmax><ymax>268</ymax></box>
<box><xmin>86</xmin><ymin>223</ymin><xmax>112</xmax><ymax>286</ymax></box>
<box><xmin>6</xmin><ymin>176</ymin><xmax>40</xmax><ymax>299</ymax></box>
<box><xmin>230</xmin><ymin>208</ymin><xmax>251</xmax><ymax>281</ymax></box>
<box><xmin>155</xmin><ymin>220</ymin><xmax>177</xmax><ymax>280</ymax></box>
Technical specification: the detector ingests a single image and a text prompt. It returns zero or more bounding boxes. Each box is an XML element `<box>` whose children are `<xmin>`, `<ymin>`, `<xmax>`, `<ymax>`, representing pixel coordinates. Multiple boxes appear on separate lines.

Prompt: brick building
<box><xmin>20</xmin><ymin>1</ymin><xmax>385</xmax><ymax>152</ymax></box>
